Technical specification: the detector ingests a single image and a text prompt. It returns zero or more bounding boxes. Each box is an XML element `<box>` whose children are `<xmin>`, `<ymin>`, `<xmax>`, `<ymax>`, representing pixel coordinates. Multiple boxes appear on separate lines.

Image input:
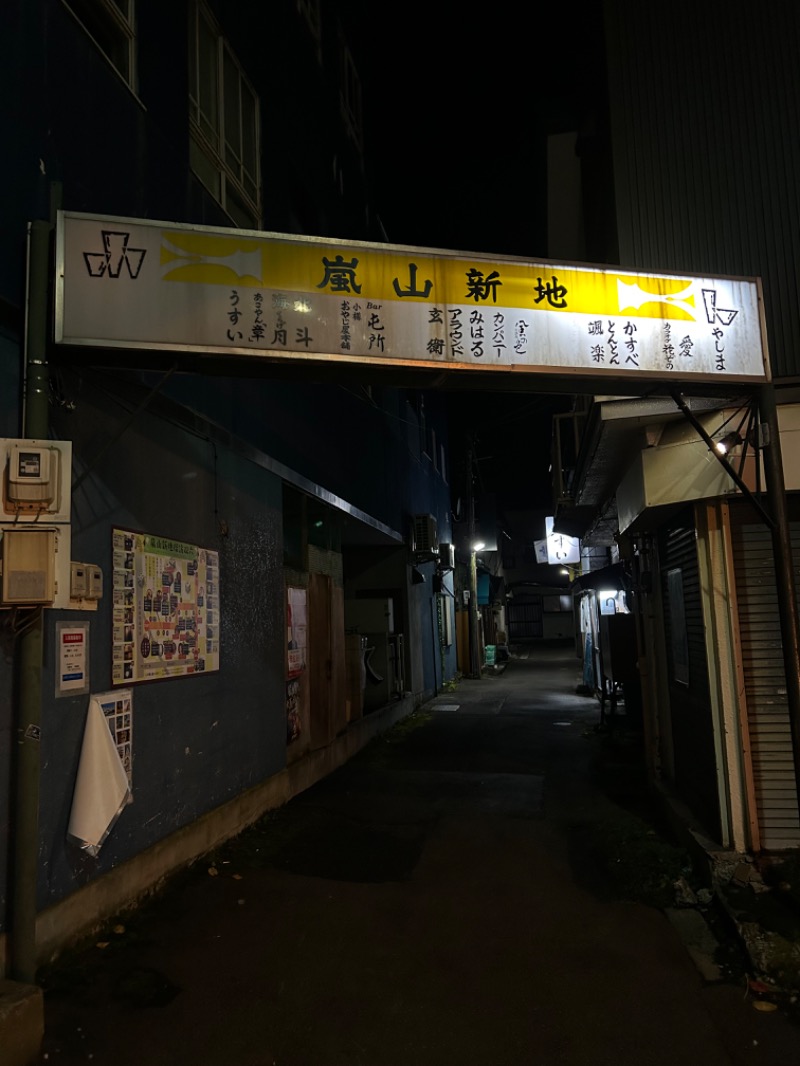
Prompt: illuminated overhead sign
<box><xmin>545</xmin><ymin>517</ymin><xmax>580</xmax><ymax>565</ymax></box>
<box><xmin>55</xmin><ymin>212</ymin><xmax>769</xmax><ymax>383</ymax></box>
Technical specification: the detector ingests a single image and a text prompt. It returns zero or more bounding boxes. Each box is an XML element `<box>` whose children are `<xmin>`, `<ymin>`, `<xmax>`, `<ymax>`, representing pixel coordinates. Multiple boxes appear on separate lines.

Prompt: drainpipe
<box><xmin>758</xmin><ymin>384</ymin><xmax>800</xmax><ymax>818</ymax></box>
<box><xmin>9</xmin><ymin>220</ymin><xmax>51</xmax><ymax>982</ymax></box>
<box><xmin>429</xmin><ymin>597</ymin><xmax>439</xmax><ymax>696</ymax></box>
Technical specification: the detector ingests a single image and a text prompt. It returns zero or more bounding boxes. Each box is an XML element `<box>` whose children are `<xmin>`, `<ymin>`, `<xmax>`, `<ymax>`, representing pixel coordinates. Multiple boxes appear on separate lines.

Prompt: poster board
<box><xmin>287</xmin><ymin>585</ymin><xmax>307</xmax><ymax>678</ymax></box>
<box><xmin>286</xmin><ymin>586</ymin><xmax>307</xmax><ymax>744</ymax></box>
<box><xmin>112</xmin><ymin>528</ymin><xmax>219</xmax><ymax>684</ymax></box>
<box><xmin>93</xmin><ymin>687</ymin><xmax>134</xmax><ymax>795</ymax></box>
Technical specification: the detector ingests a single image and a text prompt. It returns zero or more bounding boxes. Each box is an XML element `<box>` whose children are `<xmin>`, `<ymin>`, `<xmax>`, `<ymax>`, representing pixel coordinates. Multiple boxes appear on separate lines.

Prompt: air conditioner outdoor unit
<box><xmin>438</xmin><ymin>542</ymin><xmax>455</xmax><ymax>570</ymax></box>
<box><xmin>412</xmin><ymin>514</ymin><xmax>438</xmax><ymax>556</ymax></box>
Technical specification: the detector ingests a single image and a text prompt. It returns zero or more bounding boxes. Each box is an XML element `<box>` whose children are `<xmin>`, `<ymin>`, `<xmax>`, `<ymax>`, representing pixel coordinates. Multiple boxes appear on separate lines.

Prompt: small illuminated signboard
<box><xmin>545</xmin><ymin>517</ymin><xmax>580</xmax><ymax>565</ymax></box>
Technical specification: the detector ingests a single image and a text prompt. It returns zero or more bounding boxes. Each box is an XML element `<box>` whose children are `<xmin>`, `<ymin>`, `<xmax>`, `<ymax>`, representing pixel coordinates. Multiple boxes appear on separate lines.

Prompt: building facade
<box><xmin>0</xmin><ymin>0</ymin><xmax>458</xmax><ymax>973</ymax></box>
<box><xmin>552</xmin><ymin>0</ymin><xmax>800</xmax><ymax>854</ymax></box>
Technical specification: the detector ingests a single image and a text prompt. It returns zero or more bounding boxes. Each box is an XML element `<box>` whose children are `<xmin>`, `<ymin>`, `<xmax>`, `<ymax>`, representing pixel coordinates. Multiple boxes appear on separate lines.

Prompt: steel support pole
<box><xmin>758</xmin><ymin>384</ymin><xmax>800</xmax><ymax>815</ymax></box>
<box><xmin>469</xmin><ymin>549</ymin><xmax>480</xmax><ymax>677</ymax></box>
<box><xmin>10</xmin><ymin>219</ymin><xmax>51</xmax><ymax>982</ymax></box>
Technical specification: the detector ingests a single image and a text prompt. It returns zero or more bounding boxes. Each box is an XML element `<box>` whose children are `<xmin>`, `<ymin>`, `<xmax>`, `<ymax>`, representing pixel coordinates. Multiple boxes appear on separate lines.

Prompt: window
<box><xmin>64</xmin><ymin>0</ymin><xmax>136</xmax><ymax>89</ymax></box>
<box><xmin>188</xmin><ymin>2</ymin><xmax>261</xmax><ymax>228</ymax></box>
<box><xmin>439</xmin><ymin>594</ymin><xmax>453</xmax><ymax>647</ymax></box>
<box><xmin>667</xmin><ymin>568</ymin><xmax>690</xmax><ymax>685</ymax></box>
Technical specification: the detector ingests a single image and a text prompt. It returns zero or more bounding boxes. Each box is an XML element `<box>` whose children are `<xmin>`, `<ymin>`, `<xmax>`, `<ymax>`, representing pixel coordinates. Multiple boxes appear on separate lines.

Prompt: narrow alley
<box><xmin>37</xmin><ymin>647</ymin><xmax>798</xmax><ymax>1066</ymax></box>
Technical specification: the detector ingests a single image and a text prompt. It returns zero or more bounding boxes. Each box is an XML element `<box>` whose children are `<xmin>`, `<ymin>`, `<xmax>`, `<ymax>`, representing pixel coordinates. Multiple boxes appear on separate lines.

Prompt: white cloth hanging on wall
<box><xmin>68</xmin><ymin>696</ymin><xmax>131</xmax><ymax>857</ymax></box>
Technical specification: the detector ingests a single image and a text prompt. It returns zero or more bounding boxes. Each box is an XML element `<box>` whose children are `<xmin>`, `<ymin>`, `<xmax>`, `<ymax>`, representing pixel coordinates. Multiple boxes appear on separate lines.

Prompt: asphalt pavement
<box><xmin>36</xmin><ymin>644</ymin><xmax>800</xmax><ymax>1065</ymax></box>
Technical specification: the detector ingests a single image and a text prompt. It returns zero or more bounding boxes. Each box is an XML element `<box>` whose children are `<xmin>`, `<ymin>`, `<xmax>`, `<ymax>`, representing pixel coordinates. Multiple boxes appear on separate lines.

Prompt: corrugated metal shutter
<box><xmin>661</xmin><ymin>517</ymin><xmax>720</xmax><ymax>842</ymax></box>
<box><xmin>603</xmin><ymin>0</ymin><xmax>800</xmax><ymax>380</ymax></box>
<box><xmin>662</xmin><ymin>526</ymin><xmax>708</xmax><ymax>690</ymax></box>
<box><xmin>507</xmin><ymin>600</ymin><xmax>543</xmax><ymax>640</ymax></box>
<box><xmin>731</xmin><ymin>516</ymin><xmax>800</xmax><ymax>850</ymax></box>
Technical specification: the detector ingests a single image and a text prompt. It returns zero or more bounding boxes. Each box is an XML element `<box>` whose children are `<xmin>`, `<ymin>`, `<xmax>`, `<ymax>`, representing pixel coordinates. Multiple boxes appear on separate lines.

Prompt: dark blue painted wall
<box><xmin>162</xmin><ymin>377</ymin><xmax>453</xmax><ymax>541</ymax></box>
<box><xmin>37</xmin><ymin>381</ymin><xmax>286</xmax><ymax>910</ymax></box>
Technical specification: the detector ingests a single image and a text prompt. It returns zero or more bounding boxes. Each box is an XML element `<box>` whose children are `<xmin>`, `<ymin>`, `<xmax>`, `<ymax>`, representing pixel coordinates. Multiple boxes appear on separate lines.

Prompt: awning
<box><xmin>572</xmin><ymin>562</ymin><xmax>627</xmax><ymax>592</ymax></box>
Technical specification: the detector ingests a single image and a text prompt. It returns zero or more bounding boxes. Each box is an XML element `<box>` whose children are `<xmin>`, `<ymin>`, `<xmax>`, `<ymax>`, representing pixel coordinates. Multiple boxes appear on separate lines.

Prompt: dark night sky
<box><xmin>353</xmin><ymin>7</ymin><xmax>604</xmax><ymax>510</ymax></box>
<box><xmin>357</xmin><ymin>6</ymin><xmax>602</xmax><ymax>257</ymax></box>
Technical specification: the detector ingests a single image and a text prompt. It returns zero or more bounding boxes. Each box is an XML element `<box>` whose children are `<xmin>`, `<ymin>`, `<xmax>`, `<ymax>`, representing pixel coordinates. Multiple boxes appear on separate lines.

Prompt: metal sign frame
<box><xmin>54</xmin><ymin>211</ymin><xmax>771</xmax><ymax>388</ymax></box>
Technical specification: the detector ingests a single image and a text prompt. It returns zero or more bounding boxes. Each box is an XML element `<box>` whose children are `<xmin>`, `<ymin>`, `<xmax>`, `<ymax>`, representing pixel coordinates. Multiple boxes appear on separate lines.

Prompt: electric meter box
<box><xmin>1</xmin><ymin>527</ymin><xmax>56</xmax><ymax>604</ymax></box>
<box><xmin>1</xmin><ymin>439</ymin><xmax>72</xmax><ymax>522</ymax></box>
<box><xmin>71</xmin><ymin>561</ymin><xmax>104</xmax><ymax>601</ymax></box>
<box><xmin>70</xmin><ymin>561</ymin><xmax>88</xmax><ymax>598</ymax></box>
<box><xmin>9</xmin><ymin>444</ymin><xmax>55</xmax><ymax>504</ymax></box>
<box><xmin>87</xmin><ymin>565</ymin><xmax>103</xmax><ymax>600</ymax></box>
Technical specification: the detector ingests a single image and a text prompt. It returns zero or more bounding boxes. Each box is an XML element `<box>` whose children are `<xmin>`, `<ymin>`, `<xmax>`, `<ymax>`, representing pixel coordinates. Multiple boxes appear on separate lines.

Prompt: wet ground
<box><xmin>37</xmin><ymin>646</ymin><xmax>799</xmax><ymax>1065</ymax></box>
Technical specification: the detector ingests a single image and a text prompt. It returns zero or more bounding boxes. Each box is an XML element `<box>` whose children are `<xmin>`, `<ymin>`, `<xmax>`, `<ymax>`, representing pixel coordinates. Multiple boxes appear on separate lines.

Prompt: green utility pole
<box><xmin>467</xmin><ymin>444</ymin><xmax>482</xmax><ymax>679</ymax></box>
<box><xmin>10</xmin><ymin>219</ymin><xmax>51</xmax><ymax>982</ymax></box>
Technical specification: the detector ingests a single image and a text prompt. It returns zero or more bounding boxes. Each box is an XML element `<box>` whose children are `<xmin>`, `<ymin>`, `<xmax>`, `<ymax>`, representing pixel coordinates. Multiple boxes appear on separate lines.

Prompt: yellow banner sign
<box><xmin>56</xmin><ymin>213</ymin><xmax>769</xmax><ymax>382</ymax></box>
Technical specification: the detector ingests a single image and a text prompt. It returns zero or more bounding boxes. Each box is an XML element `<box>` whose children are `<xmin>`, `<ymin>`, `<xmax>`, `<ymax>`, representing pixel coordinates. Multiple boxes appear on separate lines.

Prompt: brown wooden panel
<box><xmin>308</xmin><ymin>572</ymin><xmax>332</xmax><ymax>750</ymax></box>
<box><xmin>330</xmin><ymin>584</ymin><xmax>347</xmax><ymax>739</ymax></box>
<box><xmin>456</xmin><ymin>609</ymin><xmax>470</xmax><ymax>675</ymax></box>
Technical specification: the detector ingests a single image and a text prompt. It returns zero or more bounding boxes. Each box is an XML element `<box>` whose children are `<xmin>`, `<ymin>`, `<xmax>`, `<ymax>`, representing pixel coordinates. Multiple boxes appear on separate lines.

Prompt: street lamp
<box><xmin>714</xmin><ymin>431</ymin><xmax>743</xmax><ymax>455</ymax></box>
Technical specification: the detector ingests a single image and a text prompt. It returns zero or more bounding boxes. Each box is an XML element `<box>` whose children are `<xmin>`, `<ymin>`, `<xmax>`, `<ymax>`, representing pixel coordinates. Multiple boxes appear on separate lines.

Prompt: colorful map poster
<box><xmin>111</xmin><ymin>528</ymin><xmax>220</xmax><ymax>684</ymax></box>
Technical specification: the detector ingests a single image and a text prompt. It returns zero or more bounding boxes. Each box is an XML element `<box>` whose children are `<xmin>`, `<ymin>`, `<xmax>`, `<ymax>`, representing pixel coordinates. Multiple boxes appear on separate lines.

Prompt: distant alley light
<box><xmin>472</xmin><ymin>540</ymin><xmax>486</xmax><ymax>552</ymax></box>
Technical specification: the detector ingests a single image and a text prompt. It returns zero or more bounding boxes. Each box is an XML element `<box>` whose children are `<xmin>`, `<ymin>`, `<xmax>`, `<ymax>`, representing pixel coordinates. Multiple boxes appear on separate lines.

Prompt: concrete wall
<box><xmin>0</xmin><ymin>692</ymin><xmax>415</xmax><ymax>972</ymax></box>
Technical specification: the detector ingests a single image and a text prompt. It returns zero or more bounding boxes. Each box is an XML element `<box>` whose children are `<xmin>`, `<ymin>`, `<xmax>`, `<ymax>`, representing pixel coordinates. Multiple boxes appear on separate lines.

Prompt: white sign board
<box><xmin>545</xmin><ymin>517</ymin><xmax>581</xmax><ymax>565</ymax></box>
<box><xmin>55</xmin><ymin>212</ymin><xmax>769</xmax><ymax>384</ymax></box>
<box><xmin>56</xmin><ymin>621</ymin><xmax>89</xmax><ymax>696</ymax></box>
